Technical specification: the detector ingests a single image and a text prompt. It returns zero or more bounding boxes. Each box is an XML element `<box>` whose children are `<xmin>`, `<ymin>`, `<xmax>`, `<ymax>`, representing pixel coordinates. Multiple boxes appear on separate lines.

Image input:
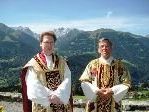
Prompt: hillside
<box><xmin>0</xmin><ymin>23</ymin><xmax>39</xmax><ymax>88</ymax></box>
<box><xmin>0</xmin><ymin>23</ymin><xmax>149</xmax><ymax>92</ymax></box>
<box><xmin>56</xmin><ymin>28</ymin><xmax>149</xmax><ymax>84</ymax></box>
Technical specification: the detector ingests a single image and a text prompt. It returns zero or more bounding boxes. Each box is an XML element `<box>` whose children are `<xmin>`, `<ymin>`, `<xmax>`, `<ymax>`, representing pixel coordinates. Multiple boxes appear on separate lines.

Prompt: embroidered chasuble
<box><xmin>20</xmin><ymin>53</ymin><xmax>72</xmax><ymax>112</ymax></box>
<box><xmin>79</xmin><ymin>58</ymin><xmax>131</xmax><ymax>112</ymax></box>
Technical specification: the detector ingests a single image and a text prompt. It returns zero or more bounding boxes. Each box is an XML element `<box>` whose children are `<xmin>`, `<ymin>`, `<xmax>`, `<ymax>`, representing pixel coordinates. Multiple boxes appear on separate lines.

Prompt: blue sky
<box><xmin>0</xmin><ymin>0</ymin><xmax>149</xmax><ymax>36</ymax></box>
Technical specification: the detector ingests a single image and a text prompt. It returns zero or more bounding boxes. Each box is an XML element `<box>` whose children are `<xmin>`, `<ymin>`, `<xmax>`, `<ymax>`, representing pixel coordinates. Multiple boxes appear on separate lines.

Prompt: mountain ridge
<box><xmin>0</xmin><ymin>23</ymin><xmax>149</xmax><ymax>91</ymax></box>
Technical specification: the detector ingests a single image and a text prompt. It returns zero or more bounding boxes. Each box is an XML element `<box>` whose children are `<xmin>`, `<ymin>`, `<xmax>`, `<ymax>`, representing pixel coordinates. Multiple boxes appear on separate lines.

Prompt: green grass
<box><xmin>141</xmin><ymin>90</ymin><xmax>149</xmax><ymax>94</ymax></box>
<box><xmin>129</xmin><ymin>90</ymin><xmax>149</xmax><ymax>101</ymax></box>
<box><xmin>73</xmin><ymin>95</ymin><xmax>86</xmax><ymax>100</ymax></box>
<box><xmin>128</xmin><ymin>98</ymin><xmax>149</xmax><ymax>101</ymax></box>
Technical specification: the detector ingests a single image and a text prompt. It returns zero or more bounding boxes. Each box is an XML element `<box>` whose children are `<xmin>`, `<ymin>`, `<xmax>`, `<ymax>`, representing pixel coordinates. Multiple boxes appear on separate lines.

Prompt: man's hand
<box><xmin>96</xmin><ymin>88</ymin><xmax>114</xmax><ymax>102</ymax></box>
<box><xmin>103</xmin><ymin>88</ymin><xmax>113</xmax><ymax>101</ymax></box>
<box><xmin>96</xmin><ymin>88</ymin><xmax>107</xmax><ymax>96</ymax></box>
<box><xmin>103</xmin><ymin>88</ymin><xmax>113</xmax><ymax>95</ymax></box>
<box><xmin>49</xmin><ymin>94</ymin><xmax>63</xmax><ymax>104</ymax></box>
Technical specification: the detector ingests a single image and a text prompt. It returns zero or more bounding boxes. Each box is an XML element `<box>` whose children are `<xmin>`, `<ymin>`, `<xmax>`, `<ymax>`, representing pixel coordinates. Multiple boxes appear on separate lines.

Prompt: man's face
<box><xmin>40</xmin><ymin>35</ymin><xmax>55</xmax><ymax>55</ymax></box>
<box><xmin>98</xmin><ymin>40</ymin><xmax>112</xmax><ymax>59</ymax></box>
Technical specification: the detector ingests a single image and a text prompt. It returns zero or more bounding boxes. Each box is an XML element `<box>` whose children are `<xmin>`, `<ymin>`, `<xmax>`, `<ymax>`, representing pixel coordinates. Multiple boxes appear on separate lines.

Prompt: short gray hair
<box><xmin>98</xmin><ymin>38</ymin><xmax>112</xmax><ymax>47</ymax></box>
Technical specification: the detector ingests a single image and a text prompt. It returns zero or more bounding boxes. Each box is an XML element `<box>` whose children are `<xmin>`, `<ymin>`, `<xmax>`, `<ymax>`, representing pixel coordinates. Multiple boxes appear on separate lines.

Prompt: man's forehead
<box><xmin>42</xmin><ymin>37</ymin><xmax>54</xmax><ymax>42</ymax></box>
<box><xmin>43</xmin><ymin>36</ymin><xmax>54</xmax><ymax>40</ymax></box>
<box><xmin>99</xmin><ymin>41</ymin><xmax>110</xmax><ymax>45</ymax></box>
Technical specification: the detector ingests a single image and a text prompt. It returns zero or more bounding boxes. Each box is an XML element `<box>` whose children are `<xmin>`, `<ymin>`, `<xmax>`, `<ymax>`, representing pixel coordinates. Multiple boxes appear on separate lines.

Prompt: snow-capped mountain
<box><xmin>12</xmin><ymin>26</ymin><xmax>73</xmax><ymax>39</ymax></box>
<box><xmin>53</xmin><ymin>27</ymin><xmax>72</xmax><ymax>38</ymax></box>
<box><xmin>12</xmin><ymin>26</ymin><xmax>39</xmax><ymax>39</ymax></box>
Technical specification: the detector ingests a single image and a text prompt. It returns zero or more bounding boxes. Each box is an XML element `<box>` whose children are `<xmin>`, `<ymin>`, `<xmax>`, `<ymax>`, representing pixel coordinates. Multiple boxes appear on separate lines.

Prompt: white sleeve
<box><xmin>25</xmin><ymin>67</ymin><xmax>53</xmax><ymax>107</ymax></box>
<box><xmin>111</xmin><ymin>84</ymin><xmax>129</xmax><ymax>103</ymax></box>
<box><xmin>81</xmin><ymin>81</ymin><xmax>99</xmax><ymax>101</ymax></box>
<box><xmin>54</xmin><ymin>63</ymin><xmax>71</xmax><ymax>105</ymax></box>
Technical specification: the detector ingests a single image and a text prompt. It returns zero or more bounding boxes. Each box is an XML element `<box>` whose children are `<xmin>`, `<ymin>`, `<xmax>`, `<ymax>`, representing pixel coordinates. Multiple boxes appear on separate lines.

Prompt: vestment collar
<box><xmin>99</xmin><ymin>56</ymin><xmax>114</xmax><ymax>65</ymax></box>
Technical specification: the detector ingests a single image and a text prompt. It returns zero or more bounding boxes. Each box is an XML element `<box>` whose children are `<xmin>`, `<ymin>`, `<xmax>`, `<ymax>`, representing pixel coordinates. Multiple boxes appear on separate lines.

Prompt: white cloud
<box><xmin>9</xmin><ymin>16</ymin><xmax>149</xmax><ymax>36</ymax></box>
<box><xmin>106</xmin><ymin>11</ymin><xmax>113</xmax><ymax>18</ymax></box>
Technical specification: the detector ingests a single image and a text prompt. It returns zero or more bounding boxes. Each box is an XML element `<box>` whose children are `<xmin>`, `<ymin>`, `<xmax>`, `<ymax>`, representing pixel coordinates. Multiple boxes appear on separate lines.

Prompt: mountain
<box><xmin>55</xmin><ymin>28</ymin><xmax>149</xmax><ymax>84</ymax></box>
<box><xmin>0</xmin><ymin>23</ymin><xmax>149</xmax><ymax>92</ymax></box>
<box><xmin>55</xmin><ymin>28</ymin><xmax>94</xmax><ymax>56</ymax></box>
<box><xmin>136</xmin><ymin>37</ymin><xmax>149</xmax><ymax>49</ymax></box>
<box><xmin>12</xmin><ymin>26</ymin><xmax>39</xmax><ymax>40</ymax></box>
<box><xmin>53</xmin><ymin>27</ymin><xmax>71</xmax><ymax>38</ymax></box>
<box><xmin>0</xmin><ymin>23</ymin><xmax>39</xmax><ymax>88</ymax></box>
<box><xmin>145</xmin><ymin>34</ymin><xmax>149</xmax><ymax>38</ymax></box>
